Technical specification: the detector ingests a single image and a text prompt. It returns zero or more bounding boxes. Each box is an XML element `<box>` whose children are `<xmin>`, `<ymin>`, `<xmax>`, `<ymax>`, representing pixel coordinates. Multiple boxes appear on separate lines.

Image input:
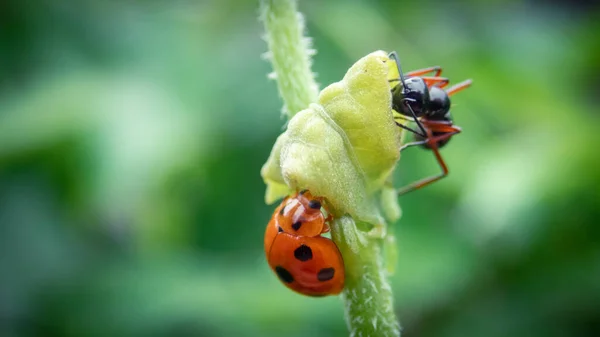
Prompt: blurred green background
<box><xmin>1</xmin><ymin>0</ymin><xmax>599</xmax><ymax>336</ymax></box>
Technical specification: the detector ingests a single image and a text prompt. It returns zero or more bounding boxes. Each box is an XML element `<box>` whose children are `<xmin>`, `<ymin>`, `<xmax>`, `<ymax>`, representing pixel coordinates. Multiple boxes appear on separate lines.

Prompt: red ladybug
<box><xmin>264</xmin><ymin>190</ymin><xmax>345</xmax><ymax>296</ymax></box>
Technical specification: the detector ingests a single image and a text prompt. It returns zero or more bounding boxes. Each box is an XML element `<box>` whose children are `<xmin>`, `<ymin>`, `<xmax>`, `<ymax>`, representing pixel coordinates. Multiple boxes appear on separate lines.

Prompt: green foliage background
<box><xmin>1</xmin><ymin>0</ymin><xmax>599</xmax><ymax>336</ymax></box>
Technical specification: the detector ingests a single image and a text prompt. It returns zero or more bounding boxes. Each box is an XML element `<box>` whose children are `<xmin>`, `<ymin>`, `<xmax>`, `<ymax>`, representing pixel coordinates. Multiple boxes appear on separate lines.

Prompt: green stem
<box><xmin>259</xmin><ymin>0</ymin><xmax>319</xmax><ymax>118</ymax></box>
<box><xmin>259</xmin><ymin>1</ymin><xmax>401</xmax><ymax>336</ymax></box>
<box><xmin>331</xmin><ymin>216</ymin><xmax>401</xmax><ymax>337</ymax></box>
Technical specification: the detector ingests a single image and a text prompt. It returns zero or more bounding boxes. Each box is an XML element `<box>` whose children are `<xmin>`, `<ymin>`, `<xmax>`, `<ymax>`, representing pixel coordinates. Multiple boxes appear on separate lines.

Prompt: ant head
<box><xmin>427</xmin><ymin>86</ymin><xmax>451</xmax><ymax>121</ymax></box>
<box><xmin>391</xmin><ymin>76</ymin><xmax>429</xmax><ymax>117</ymax></box>
<box><xmin>389</xmin><ymin>52</ymin><xmax>429</xmax><ymax>118</ymax></box>
<box><xmin>402</xmin><ymin>77</ymin><xmax>430</xmax><ymax>114</ymax></box>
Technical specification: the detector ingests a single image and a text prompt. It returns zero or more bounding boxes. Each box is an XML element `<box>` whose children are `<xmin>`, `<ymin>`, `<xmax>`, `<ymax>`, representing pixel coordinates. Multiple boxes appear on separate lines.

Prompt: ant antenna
<box><xmin>388</xmin><ymin>51</ymin><xmax>408</xmax><ymax>94</ymax></box>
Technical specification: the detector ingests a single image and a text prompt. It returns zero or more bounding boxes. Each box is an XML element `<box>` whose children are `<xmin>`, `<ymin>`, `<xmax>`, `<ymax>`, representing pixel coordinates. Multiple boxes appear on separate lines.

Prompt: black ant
<box><xmin>388</xmin><ymin>51</ymin><xmax>472</xmax><ymax>196</ymax></box>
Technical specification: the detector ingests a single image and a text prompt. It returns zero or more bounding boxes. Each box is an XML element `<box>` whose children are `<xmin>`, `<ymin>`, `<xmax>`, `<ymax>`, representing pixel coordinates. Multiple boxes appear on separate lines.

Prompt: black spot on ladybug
<box><xmin>275</xmin><ymin>266</ymin><xmax>294</xmax><ymax>283</ymax></box>
<box><xmin>308</xmin><ymin>200</ymin><xmax>321</xmax><ymax>209</ymax></box>
<box><xmin>317</xmin><ymin>268</ymin><xmax>335</xmax><ymax>282</ymax></box>
<box><xmin>292</xmin><ymin>221</ymin><xmax>302</xmax><ymax>231</ymax></box>
<box><xmin>277</xmin><ymin>226</ymin><xmax>284</xmax><ymax>233</ymax></box>
<box><xmin>299</xmin><ymin>189</ymin><xmax>308</xmax><ymax>195</ymax></box>
<box><xmin>294</xmin><ymin>245</ymin><xmax>313</xmax><ymax>262</ymax></box>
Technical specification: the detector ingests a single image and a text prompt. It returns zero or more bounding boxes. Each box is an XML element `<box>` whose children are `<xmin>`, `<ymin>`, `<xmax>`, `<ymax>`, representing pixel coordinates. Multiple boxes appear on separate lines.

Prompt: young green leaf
<box><xmin>261</xmin><ymin>51</ymin><xmax>402</xmax><ymax>224</ymax></box>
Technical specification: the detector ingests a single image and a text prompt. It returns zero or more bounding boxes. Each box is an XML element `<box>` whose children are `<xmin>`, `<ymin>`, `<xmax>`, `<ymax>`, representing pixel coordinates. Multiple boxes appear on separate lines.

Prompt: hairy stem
<box><xmin>259</xmin><ymin>1</ymin><xmax>401</xmax><ymax>336</ymax></box>
<box><xmin>332</xmin><ymin>216</ymin><xmax>400</xmax><ymax>337</ymax></box>
<box><xmin>259</xmin><ymin>0</ymin><xmax>319</xmax><ymax>118</ymax></box>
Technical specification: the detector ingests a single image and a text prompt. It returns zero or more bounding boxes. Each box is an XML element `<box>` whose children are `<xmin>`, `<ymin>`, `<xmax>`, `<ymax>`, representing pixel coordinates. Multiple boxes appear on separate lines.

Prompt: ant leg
<box><xmin>446</xmin><ymin>79</ymin><xmax>473</xmax><ymax>96</ymax></box>
<box><xmin>421</xmin><ymin>76</ymin><xmax>450</xmax><ymax>88</ymax></box>
<box><xmin>399</xmin><ymin>139</ymin><xmax>428</xmax><ymax>151</ymax></box>
<box><xmin>391</xmin><ymin>99</ymin><xmax>428</xmax><ymax>138</ymax></box>
<box><xmin>396</xmin><ymin>132</ymin><xmax>457</xmax><ymax>196</ymax></box>
<box><xmin>401</xmin><ymin>98</ymin><xmax>428</xmax><ymax>137</ymax></box>
<box><xmin>398</xmin><ymin>125</ymin><xmax>461</xmax><ymax>151</ymax></box>
<box><xmin>390</xmin><ymin>75</ymin><xmax>448</xmax><ymax>89</ymax></box>
<box><xmin>424</xmin><ymin>121</ymin><xmax>462</xmax><ymax>134</ymax></box>
<box><xmin>396</xmin><ymin>120</ymin><xmax>461</xmax><ymax>150</ymax></box>
<box><xmin>397</xmin><ymin>149</ymin><xmax>447</xmax><ymax>196</ymax></box>
<box><xmin>390</xmin><ymin>74</ymin><xmax>447</xmax><ymax>87</ymax></box>
<box><xmin>395</xmin><ymin>121</ymin><xmax>426</xmax><ymax>136</ymax></box>
<box><xmin>407</xmin><ymin>66</ymin><xmax>443</xmax><ymax>77</ymax></box>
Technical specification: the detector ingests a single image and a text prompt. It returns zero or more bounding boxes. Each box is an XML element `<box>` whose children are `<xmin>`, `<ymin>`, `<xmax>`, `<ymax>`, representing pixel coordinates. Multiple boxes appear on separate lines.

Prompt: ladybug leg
<box><xmin>396</xmin><ymin>130</ymin><xmax>459</xmax><ymax>196</ymax></box>
<box><xmin>421</xmin><ymin>76</ymin><xmax>449</xmax><ymax>88</ymax></box>
<box><xmin>319</xmin><ymin>198</ymin><xmax>333</xmax><ymax>233</ymax></box>
<box><xmin>406</xmin><ymin>66</ymin><xmax>443</xmax><ymax>77</ymax></box>
<box><xmin>446</xmin><ymin>79</ymin><xmax>473</xmax><ymax>96</ymax></box>
<box><xmin>321</xmin><ymin>214</ymin><xmax>333</xmax><ymax>234</ymax></box>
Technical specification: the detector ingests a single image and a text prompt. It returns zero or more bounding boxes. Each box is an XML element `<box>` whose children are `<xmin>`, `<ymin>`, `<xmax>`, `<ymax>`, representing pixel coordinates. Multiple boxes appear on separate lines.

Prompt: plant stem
<box><xmin>331</xmin><ymin>216</ymin><xmax>401</xmax><ymax>337</ymax></box>
<box><xmin>260</xmin><ymin>1</ymin><xmax>401</xmax><ymax>335</ymax></box>
<box><xmin>259</xmin><ymin>0</ymin><xmax>319</xmax><ymax>118</ymax></box>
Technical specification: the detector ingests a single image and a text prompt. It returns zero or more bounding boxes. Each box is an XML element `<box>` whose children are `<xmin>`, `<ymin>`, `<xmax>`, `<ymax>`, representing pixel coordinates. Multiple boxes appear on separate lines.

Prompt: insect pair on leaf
<box><xmin>263</xmin><ymin>51</ymin><xmax>472</xmax><ymax>297</ymax></box>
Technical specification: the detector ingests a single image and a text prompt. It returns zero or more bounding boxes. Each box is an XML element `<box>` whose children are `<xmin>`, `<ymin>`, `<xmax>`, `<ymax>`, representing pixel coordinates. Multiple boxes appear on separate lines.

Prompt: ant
<box><xmin>388</xmin><ymin>51</ymin><xmax>472</xmax><ymax>196</ymax></box>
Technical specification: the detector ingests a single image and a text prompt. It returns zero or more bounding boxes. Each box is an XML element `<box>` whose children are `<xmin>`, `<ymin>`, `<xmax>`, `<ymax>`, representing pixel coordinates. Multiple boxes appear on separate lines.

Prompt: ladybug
<box><xmin>264</xmin><ymin>190</ymin><xmax>345</xmax><ymax>297</ymax></box>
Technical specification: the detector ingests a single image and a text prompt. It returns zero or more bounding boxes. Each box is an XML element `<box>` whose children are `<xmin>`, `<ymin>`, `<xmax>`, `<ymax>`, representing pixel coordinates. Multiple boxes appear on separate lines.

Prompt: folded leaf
<box><xmin>319</xmin><ymin>50</ymin><xmax>402</xmax><ymax>191</ymax></box>
<box><xmin>261</xmin><ymin>50</ymin><xmax>402</xmax><ymax>225</ymax></box>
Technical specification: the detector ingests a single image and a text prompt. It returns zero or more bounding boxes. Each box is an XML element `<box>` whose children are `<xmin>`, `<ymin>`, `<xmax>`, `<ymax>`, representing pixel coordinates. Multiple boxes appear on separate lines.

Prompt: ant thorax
<box><xmin>426</xmin><ymin>86</ymin><xmax>452</xmax><ymax>121</ymax></box>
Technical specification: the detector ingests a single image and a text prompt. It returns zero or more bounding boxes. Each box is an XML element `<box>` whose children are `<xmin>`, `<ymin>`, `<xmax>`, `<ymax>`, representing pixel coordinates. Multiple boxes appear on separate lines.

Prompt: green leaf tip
<box><xmin>261</xmin><ymin>51</ymin><xmax>403</xmax><ymax>224</ymax></box>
